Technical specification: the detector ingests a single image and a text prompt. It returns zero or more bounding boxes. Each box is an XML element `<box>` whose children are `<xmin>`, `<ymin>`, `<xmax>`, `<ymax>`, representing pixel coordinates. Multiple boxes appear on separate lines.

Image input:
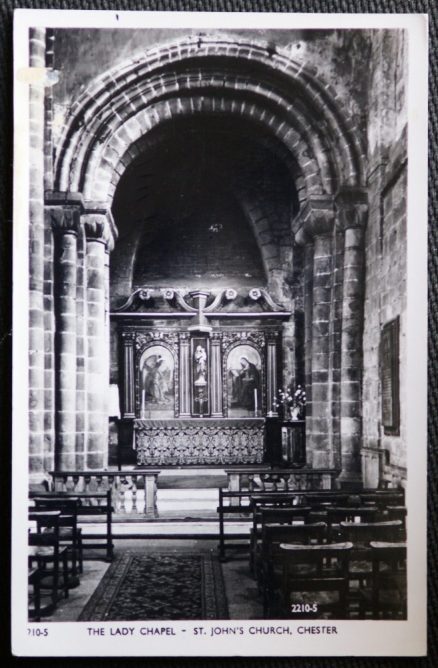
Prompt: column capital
<box><xmin>45</xmin><ymin>193</ymin><xmax>119</xmax><ymax>249</ymax></box>
<box><xmin>82</xmin><ymin>211</ymin><xmax>116</xmax><ymax>249</ymax></box>
<box><xmin>335</xmin><ymin>187</ymin><xmax>368</xmax><ymax>231</ymax></box>
<box><xmin>121</xmin><ymin>331</ymin><xmax>136</xmax><ymax>343</ymax></box>
<box><xmin>47</xmin><ymin>205</ymin><xmax>81</xmax><ymax>236</ymax></box>
<box><xmin>292</xmin><ymin>195</ymin><xmax>335</xmax><ymax>246</ymax></box>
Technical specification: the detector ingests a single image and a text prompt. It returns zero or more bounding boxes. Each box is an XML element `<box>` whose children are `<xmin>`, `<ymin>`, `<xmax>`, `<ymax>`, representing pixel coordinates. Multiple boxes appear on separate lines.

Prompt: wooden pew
<box><xmin>30</xmin><ymin>490</ymin><xmax>114</xmax><ymax>562</ymax></box>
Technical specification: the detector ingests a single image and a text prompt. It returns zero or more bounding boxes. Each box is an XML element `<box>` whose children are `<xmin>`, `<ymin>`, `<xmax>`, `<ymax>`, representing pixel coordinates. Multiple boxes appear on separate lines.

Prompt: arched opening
<box><xmin>110</xmin><ymin>114</ymin><xmax>299</xmax><ymax>299</ymax></box>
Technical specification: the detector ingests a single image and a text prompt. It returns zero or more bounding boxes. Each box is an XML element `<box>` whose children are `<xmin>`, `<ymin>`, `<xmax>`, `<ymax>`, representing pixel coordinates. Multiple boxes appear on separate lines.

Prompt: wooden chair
<box><xmin>338</xmin><ymin>520</ymin><xmax>405</xmax><ymax>615</ymax></box>
<box><xmin>368</xmin><ymin>542</ymin><xmax>407</xmax><ymax>619</ymax></box>
<box><xmin>250</xmin><ymin>506</ymin><xmax>312</xmax><ymax>573</ymax></box>
<box><xmin>258</xmin><ymin>522</ymin><xmax>327</xmax><ymax>616</ymax></box>
<box><xmin>33</xmin><ymin>497</ymin><xmax>83</xmax><ymax>576</ymax></box>
<box><xmin>28</xmin><ymin>567</ymin><xmax>41</xmax><ymax>621</ymax></box>
<box><xmin>273</xmin><ymin>542</ymin><xmax>353</xmax><ymax>619</ymax></box>
<box><xmin>28</xmin><ymin>511</ymin><xmax>69</xmax><ymax>615</ymax></box>
<box><xmin>305</xmin><ymin>493</ymin><xmax>351</xmax><ymax>509</ymax></box>
<box><xmin>382</xmin><ymin>506</ymin><xmax>407</xmax><ymax>528</ymax></box>
<box><xmin>30</xmin><ymin>490</ymin><xmax>114</xmax><ymax>562</ymax></box>
<box><xmin>327</xmin><ymin>506</ymin><xmax>382</xmax><ymax>541</ymax></box>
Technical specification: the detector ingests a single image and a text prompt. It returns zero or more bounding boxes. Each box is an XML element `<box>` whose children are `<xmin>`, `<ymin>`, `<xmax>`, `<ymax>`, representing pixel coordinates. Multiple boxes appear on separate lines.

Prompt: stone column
<box><xmin>293</xmin><ymin>197</ymin><xmax>335</xmax><ymax>469</ymax></box>
<box><xmin>75</xmin><ymin>225</ymin><xmax>87</xmax><ymax>469</ymax></box>
<box><xmin>179</xmin><ymin>333</ymin><xmax>191</xmax><ymax>417</ymax></box>
<box><xmin>104</xmin><ymin>249</ymin><xmax>110</xmax><ymax>426</ymax></box>
<box><xmin>50</xmin><ymin>207</ymin><xmax>80</xmax><ymax>470</ymax></box>
<box><xmin>83</xmin><ymin>213</ymin><xmax>111</xmax><ymax>469</ymax></box>
<box><xmin>302</xmin><ymin>242</ymin><xmax>314</xmax><ymax>438</ymax></box>
<box><xmin>336</xmin><ymin>189</ymin><xmax>368</xmax><ymax>486</ymax></box>
<box><xmin>210</xmin><ymin>333</ymin><xmax>223</xmax><ymax>417</ymax></box>
<box><xmin>310</xmin><ymin>232</ymin><xmax>334</xmax><ymax>468</ymax></box>
<box><xmin>28</xmin><ymin>28</ymin><xmax>46</xmax><ymax>480</ymax></box>
<box><xmin>121</xmin><ymin>333</ymin><xmax>135</xmax><ymax>418</ymax></box>
<box><xmin>266</xmin><ymin>333</ymin><xmax>279</xmax><ymax>415</ymax></box>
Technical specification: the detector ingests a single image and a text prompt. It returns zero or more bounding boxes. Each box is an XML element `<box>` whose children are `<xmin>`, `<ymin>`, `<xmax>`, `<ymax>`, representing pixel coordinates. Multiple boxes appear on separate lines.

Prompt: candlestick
<box><xmin>141</xmin><ymin>389</ymin><xmax>145</xmax><ymax>418</ymax></box>
<box><xmin>254</xmin><ymin>388</ymin><xmax>258</xmax><ymax>414</ymax></box>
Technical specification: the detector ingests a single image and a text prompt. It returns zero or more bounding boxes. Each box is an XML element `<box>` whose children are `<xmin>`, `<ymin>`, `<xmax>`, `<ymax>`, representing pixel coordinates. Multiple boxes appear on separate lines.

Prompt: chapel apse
<box><xmin>110</xmin><ymin>115</ymin><xmax>298</xmax><ymax>300</ymax></box>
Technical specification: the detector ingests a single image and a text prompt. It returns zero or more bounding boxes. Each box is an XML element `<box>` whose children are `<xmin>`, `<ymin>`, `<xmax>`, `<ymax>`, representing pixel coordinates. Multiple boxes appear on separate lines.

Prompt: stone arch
<box><xmin>110</xmin><ymin>109</ymin><xmax>299</xmax><ymax>285</ymax></box>
<box><xmin>54</xmin><ymin>35</ymin><xmax>365</xmax><ymax>205</ymax></box>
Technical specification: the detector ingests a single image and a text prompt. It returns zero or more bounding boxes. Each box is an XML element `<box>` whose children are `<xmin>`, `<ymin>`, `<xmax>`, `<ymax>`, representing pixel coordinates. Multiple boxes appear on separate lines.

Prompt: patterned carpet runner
<box><xmin>79</xmin><ymin>551</ymin><xmax>229</xmax><ymax>621</ymax></box>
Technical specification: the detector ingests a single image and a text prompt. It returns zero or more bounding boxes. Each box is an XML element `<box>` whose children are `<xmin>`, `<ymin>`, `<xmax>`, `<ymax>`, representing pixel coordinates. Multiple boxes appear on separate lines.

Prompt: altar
<box><xmin>134</xmin><ymin>418</ymin><xmax>265</xmax><ymax>466</ymax></box>
<box><xmin>112</xmin><ymin>287</ymin><xmax>296</xmax><ymax>468</ymax></box>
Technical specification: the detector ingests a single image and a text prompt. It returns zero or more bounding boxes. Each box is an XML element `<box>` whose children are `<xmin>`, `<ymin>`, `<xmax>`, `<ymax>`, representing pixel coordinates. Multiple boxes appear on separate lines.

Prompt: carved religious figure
<box><xmin>194</xmin><ymin>344</ymin><xmax>208</xmax><ymax>386</ymax></box>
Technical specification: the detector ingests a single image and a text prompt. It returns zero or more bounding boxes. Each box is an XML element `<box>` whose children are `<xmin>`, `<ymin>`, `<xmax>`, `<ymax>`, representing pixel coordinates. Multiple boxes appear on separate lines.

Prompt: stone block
<box><xmin>340</xmin><ymin>416</ymin><xmax>362</xmax><ymax>438</ymax></box>
<box><xmin>313</xmin><ymin>272</ymin><xmax>332</xmax><ymax>289</ymax></box>
<box><xmin>311</xmin><ymin>400</ymin><xmax>331</xmax><ymax>419</ymax></box>
<box><xmin>340</xmin><ymin>400</ymin><xmax>361</xmax><ymax>418</ymax></box>
<box><xmin>29</xmin><ymin>453</ymin><xmax>45</xmax><ymax>473</ymax></box>
<box><xmin>312</xmin><ymin>369</ymin><xmax>329</xmax><ymax>383</ymax></box>
<box><xmin>86</xmin><ymin>287</ymin><xmax>104</xmax><ymax>304</ymax></box>
<box><xmin>59</xmin><ymin>451</ymin><xmax>77</xmax><ymax>470</ymax></box>
<box><xmin>311</xmin><ymin>382</ymin><xmax>330</xmax><ymax>402</ymax></box>
<box><xmin>311</xmin><ymin>417</ymin><xmax>331</xmax><ymax>433</ymax></box>
<box><xmin>312</xmin><ymin>320</ymin><xmax>330</xmax><ymax>337</ymax></box>
<box><xmin>87</xmin><ymin>448</ymin><xmax>106</xmax><ymax>471</ymax></box>
<box><xmin>87</xmin><ymin>267</ymin><xmax>105</xmax><ymax>290</ymax></box>
<box><xmin>312</xmin><ymin>352</ymin><xmax>330</xmax><ymax>372</ymax></box>
<box><xmin>341</xmin><ymin>380</ymin><xmax>361</xmax><ymax>402</ymax></box>
<box><xmin>313</xmin><ymin>286</ymin><xmax>332</xmax><ymax>304</ymax></box>
<box><xmin>310</xmin><ymin>448</ymin><xmax>331</xmax><ymax>468</ymax></box>
<box><xmin>88</xmin><ymin>412</ymin><xmax>105</xmax><ymax>433</ymax></box>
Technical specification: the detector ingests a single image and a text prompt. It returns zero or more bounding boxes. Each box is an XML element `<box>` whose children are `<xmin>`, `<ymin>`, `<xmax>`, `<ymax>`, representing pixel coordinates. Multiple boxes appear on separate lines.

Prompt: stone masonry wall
<box><xmin>362</xmin><ymin>30</ymin><xmax>408</xmax><ymax>488</ymax></box>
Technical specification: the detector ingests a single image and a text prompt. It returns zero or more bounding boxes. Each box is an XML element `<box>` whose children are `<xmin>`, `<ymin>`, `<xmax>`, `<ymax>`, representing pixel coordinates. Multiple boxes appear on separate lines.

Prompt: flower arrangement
<box><xmin>275</xmin><ymin>384</ymin><xmax>306</xmax><ymax>420</ymax></box>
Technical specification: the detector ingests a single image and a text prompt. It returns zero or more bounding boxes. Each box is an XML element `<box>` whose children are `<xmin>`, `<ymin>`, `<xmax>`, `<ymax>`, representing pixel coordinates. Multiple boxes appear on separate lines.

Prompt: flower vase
<box><xmin>290</xmin><ymin>406</ymin><xmax>301</xmax><ymax>421</ymax></box>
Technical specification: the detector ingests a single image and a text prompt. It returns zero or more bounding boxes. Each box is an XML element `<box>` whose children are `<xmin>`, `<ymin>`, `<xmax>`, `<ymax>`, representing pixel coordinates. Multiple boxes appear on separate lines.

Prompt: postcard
<box><xmin>12</xmin><ymin>9</ymin><xmax>428</xmax><ymax>657</ymax></box>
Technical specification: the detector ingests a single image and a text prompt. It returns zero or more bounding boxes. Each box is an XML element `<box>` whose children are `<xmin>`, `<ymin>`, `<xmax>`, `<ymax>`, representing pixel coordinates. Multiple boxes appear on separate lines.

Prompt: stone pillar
<box><xmin>303</xmin><ymin>243</ymin><xmax>314</xmax><ymax>439</ymax></box>
<box><xmin>50</xmin><ymin>207</ymin><xmax>80</xmax><ymax>470</ymax></box>
<box><xmin>210</xmin><ymin>333</ymin><xmax>223</xmax><ymax>417</ymax></box>
<box><xmin>83</xmin><ymin>213</ymin><xmax>111</xmax><ymax>469</ymax></box>
<box><xmin>310</xmin><ymin>232</ymin><xmax>334</xmax><ymax>468</ymax></box>
<box><xmin>328</xmin><ymin>230</ymin><xmax>345</xmax><ymax>471</ymax></box>
<box><xmin>179</xmin><ymin>333</ymin><xmax>191</xmax><ymax>417</ymax></box>
<box><xmin>28</xmin><ymin>28</ymin><xmax>46</xmax><ymax>480</ymax></box>
<box><xmin>104</xmin><ymin>249</ymin><xmax>110</xmax><ymax>428</ymax></box>
<box><xmin>75</xmin><ymin>225</ymin><xmax>87</xmax><ymax>469</ymax></box>
<box><xmin>121</xmin><ymin>333</ymin><xmax>135</xmax><ymax>418</ymax></box>
<box><xmin>293</xmin><ymin>197</ymin><xmax>335</xmax><ymax>469</ymax></box>
<box><xmin>266</xmin><ymin>333</ymin><xmax>279</xmax><ymax>415</ymax></box>
<box><xmin>336</xmin><ymin>189</ymin><xmax>368</xmax><ymax>486</ymax></box>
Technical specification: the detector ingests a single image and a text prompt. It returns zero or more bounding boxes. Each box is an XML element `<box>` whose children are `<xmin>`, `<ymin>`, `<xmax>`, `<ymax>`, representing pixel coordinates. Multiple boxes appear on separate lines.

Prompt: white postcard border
<box><xmin>12</xmin><ymin>9</ymin><xmax>428</xmax><ymax>657</ymax></box>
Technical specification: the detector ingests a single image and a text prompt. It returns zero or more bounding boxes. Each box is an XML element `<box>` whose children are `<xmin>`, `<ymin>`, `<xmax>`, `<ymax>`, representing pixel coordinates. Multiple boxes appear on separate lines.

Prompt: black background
<box><xmin>0</xmin><ymin>1</ymin><xmax>435</xmax><ymax>665</ymax></box>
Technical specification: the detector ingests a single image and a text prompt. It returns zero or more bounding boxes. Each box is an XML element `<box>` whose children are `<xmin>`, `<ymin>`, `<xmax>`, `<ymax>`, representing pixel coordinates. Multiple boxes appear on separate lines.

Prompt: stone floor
<box><xmin>36</xmin><ymin>538</ymin><xmax>263</xmax><ymax>622</ymax></box>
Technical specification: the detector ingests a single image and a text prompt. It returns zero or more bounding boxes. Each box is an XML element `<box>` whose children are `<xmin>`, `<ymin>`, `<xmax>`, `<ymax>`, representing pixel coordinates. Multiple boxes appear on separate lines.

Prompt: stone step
<box><xmin>157</xmin><ymin>487</ymin><xmax>219</xmax><ymax>511</ymax></box>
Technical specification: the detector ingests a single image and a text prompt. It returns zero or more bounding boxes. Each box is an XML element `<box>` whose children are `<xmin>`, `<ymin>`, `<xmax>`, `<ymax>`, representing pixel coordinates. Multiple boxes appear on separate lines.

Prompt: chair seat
<box><xmin>29</xmin><ymin>544</ymin><xmax>68</xmax><ymax>559</ymax></box>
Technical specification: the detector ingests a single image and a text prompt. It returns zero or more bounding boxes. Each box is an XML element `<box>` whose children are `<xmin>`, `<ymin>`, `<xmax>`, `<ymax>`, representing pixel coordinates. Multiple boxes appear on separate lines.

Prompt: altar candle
<box><xmin>254</xmin><ymin>389</ymin><xmax>258</xmax><ymax>413</ymax></box>
<box><xmin>141</xmin><ymin>389</ymin><xmax>145</xmax><ymax>418</ymax></box>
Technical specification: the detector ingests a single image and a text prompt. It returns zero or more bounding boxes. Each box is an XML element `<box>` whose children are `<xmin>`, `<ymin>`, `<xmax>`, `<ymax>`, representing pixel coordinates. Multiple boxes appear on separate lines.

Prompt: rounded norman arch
<box><xmin>54</xmin><ymin>35</ymin><xmax>366</xmax><ymax>207</ymax></box>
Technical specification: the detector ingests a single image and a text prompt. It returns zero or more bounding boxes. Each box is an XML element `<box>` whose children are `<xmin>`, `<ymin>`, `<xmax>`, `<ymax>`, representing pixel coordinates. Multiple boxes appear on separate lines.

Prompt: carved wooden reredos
<box><xmin>113</xmin><ymin>286</ymin><xmax>289</xmax><ymax>421</ymax></box>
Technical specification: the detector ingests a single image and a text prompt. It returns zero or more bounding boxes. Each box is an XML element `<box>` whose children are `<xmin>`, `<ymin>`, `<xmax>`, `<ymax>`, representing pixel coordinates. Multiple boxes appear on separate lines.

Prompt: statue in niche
<box><xmin>194</xmin><ymin>344</ymin><xmax>208</xmax><ymax>386</ymax></box>
<box><xmin>228</xmin><ymin>346</ymin><xmax>262</xmax><ymax>414</ymax></box>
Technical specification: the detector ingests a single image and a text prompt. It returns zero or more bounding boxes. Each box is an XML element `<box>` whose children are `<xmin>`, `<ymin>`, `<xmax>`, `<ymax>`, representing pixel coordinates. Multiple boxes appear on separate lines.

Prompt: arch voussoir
<box><xmin>55</xmin><ymin>36</ymin><xmax>366</xmax><ymax>205</ymax></box>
